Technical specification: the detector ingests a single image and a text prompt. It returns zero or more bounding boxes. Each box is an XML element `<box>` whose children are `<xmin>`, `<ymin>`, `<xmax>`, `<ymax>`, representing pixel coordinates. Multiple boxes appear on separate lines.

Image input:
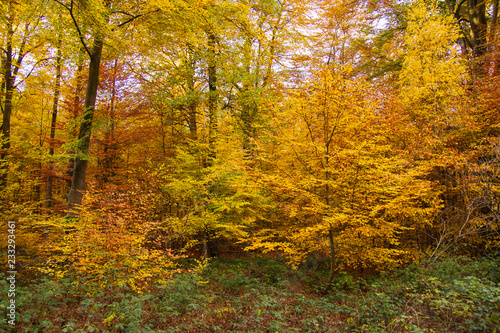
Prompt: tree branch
<box><xmin>455</xmin><ymin>0</ymin><xmax>467</xmax><ymax>18</ymax></box>
<box><xmin>12</xmin><ymin>22</ymin><xmax>30</xmax><ymax>79</ymax></box>
<box><xmin>57</xmin><ymin>0</ymin><xmax>91</xmax><ymax>58</ymax></box>
<box><xmin>112</xmin><ymin>9</ymin><xmax>160</xmax><ymax>30</ymax></box>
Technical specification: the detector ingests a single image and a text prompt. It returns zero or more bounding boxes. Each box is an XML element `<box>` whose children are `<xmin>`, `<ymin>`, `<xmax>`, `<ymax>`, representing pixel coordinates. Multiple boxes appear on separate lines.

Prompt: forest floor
<box><xmin>1</xmin><ymin>254</ymin><xmax>500</xmax><ymax>332</ymax></box>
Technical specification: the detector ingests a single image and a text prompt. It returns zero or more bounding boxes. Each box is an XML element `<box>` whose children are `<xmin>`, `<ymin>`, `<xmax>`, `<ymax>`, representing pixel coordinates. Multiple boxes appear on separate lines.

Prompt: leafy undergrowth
<box><xmin>1</xmin><ymin>255</ymin><xmax>499</xmax><ymax>332</ymax></box>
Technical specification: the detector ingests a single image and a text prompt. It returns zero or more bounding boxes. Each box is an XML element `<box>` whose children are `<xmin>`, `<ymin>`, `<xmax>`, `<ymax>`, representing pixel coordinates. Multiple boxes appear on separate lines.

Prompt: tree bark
<box><xmin>467</xmin><ymin>0</ymin><xmax>488</xmax><ymax>57</ymax></box>
<box><xmin>207</xmin><ymin>33</ymin><xmax>218</xmax><ymax>163</ymax></box>
<box><xmin>0</xmin><ymin>12</ymin><xmax>15</xmax><ymax>190</ymax></box>
<box><xmin>187</xmin><ymin>54</ymin><xmax>197</xmax><ymax>141</ymax></box>
<box><xmin>325</xmin><ymin>131</ymin><xmax>336</xmax><ymax>286</ymax></box>
<box><xmin>0</xmin><ymin>8</ymin><xmax>25</xmax><ymax>189</ymax></box>
<box><xmin>46</xmin><ymin>38</ymin><xmax>63</xmax><ymax>208</ymax></box>
<box><xmin>67</xmin><ymin>49</ymin><xmax>85</xmax><ymax>189</ymax></box>
<box><xmin>99</xmin><ymin>58</ymin><xmax>119</xmax><ymax>185</ymax></box>
<box><xmin>327</xmin><ymin>228</ymin><xmax>336</xmax><ymax>284</ymax></box>
<box><xmin>491</xmin><ymin>0</ymin><xmax>499</xmax><ymax>74</ymax></box>
<box><xmin>241</xmin><ymin>37</ymin><xmax>255</xmax><ymax>161</ymax></box>
<box><xmin>67</xmin><ymin>36</ymin><xmax>105</xmax><ymax>216</ymax></box>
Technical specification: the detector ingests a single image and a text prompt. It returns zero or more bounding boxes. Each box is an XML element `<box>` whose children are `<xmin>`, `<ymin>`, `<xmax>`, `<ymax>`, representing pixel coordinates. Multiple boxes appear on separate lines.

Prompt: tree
<box><xmin>1</xmin><ymin>0</ymin><xmax>47</xmax><ymax>189</ymax></box>
<box><xmin>247</xmin><ymin>65</ymin><xmax>427</xmax><ymax>280</ymax></box>
<box><xmin>441</xmin><ymin>0</ymin><xmax>497</xmax><ymax>57</ymax></box>
<box><xmin>60</xmin><ymin>0</ymin><xmax>110</xmax><ymax>216</ymax></box>
<box><xmin>224</xmin><ymin>0</ymin><xmax>303</xmax><ymax>161</ymax></box>
<box><xmin>398</xmin><ymin>0</ymin><xmax>467</xmax><ymax>142</ymax></box>
<box><xmin>59</xmin><ymin>0</ymin><xmax>149</xmax><ymax>216</ymax></box>
<box><xmin>45</xmin><ymin>34</ymin><xmax>63</xmax><ymax>208</ymax></box>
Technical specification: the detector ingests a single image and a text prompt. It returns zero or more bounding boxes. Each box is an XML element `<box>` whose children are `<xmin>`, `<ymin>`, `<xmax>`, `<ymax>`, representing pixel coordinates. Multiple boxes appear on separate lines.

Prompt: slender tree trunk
<box><xmin>326</xmin><ymin>172</ymin><xmax>337</xmax><ymax>285</ymax></box>
<box><xmin>207</xmin><ymin>33</ymin><xmax>218</xmax><ymax>163</ymax></box>
<box><xmin>67</xmin><ymin>49</ymin><xmax>85</xmax><ymax>189</ymax></box>
<box><xmin>187</xmin><ymin>67</ymin><xmax>197</xmax><ymax>141</ymax></box>
<box><xmin>0</xmin><ymin>14</ymin><xmax>14</xmax><ymax>190</ymax></box>
<box><xmin>1</xmin><ymin>3</ymin><xmax>28</xmax><ymax>190</ymax></box>
<box><xmin>67</xmin><ymin>36</ymin><xmax>105</xmax><ymax>216</ymax></box>
<box><xmin>201</xmin><ymin>32</ymin><xmax>219</xmax><ymax>258</ymax></box>
<box><xmin>188</xmin><ymin>102</ymin><xmax>197</xmax><ymax>140</ymax></box>
<box><xmin>110</xmin><ymin>59</ymin><xmax>117</xmax><ymax>137</ymax></box>
<box><xmin>100</xmin><ymin>58</ymin><xmax>118</xmax><ymax>185</ymax></box>
<box><xmin>203</xmin><ymin>229</ymin><xmax>209</xmax><ymax>259</ymax></box>
<box><xmin>241</xmin><ymin>37</ymin><xmax>255</xmax><ymax>161</ymax></box>
<box><xmin>108</xmin><ymin>58</ymin><xmax>117</xmax><ymax>167</ymax></box>
<box><xmin>158</xmin><ymin>108</ymin><xmax>167</xmax><ymax>157</ymax></box>
<box><xmin>34</xmin><ymin>108</ymin><xmax>44</xmax><ymax>212</ymax></box>
<box><xmin>323</xmin><ymin>81</ymin><xmax>336</xmax><ymax>286</ymax></box>
<box><xmin>327</xmin><ymin>228</ymin><xmax>336</xmax><ymax>284</ymax></box>
<box><xmin>46</xmin><ymin>38</ymin><xmax>63</xmax><ymax>208</ymax></box>
<box><xmin>326</xmin><ymin>151</ymin><xmax>336</xmax><ymax>285</ymax></box>
<box><xmin>491</xmin><ymin>0</ymin><xmax>499</xmax><ymax>74</ymax></box>
<box><xmin>263</xmin><ymin>13</ymin><xmax>281</xmax><ymax>88</ymax></box>
<box><xmin>241</xmin><ymin>103</ymin><xmax>255</xmax><ymax>160</ymax></box>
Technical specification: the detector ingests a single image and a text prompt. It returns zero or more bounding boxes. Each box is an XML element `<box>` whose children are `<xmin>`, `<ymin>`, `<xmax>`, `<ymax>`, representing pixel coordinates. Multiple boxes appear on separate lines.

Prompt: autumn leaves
<box><xmin>1</xmin><ymin>0</ymin><xmax>499</xmax><ymax>284</ymax></box>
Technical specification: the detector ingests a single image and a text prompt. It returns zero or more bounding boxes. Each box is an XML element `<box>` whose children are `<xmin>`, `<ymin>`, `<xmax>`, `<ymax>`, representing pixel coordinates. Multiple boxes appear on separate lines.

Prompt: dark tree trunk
<box><xmin>241</xmin><ymin>37</ymin><xmax>255</xmax><ymax>161</ymax></box>
<box><xmin>207</xmin><ymin>33</ymin><xmax>218</xmax><ymax>163</ymax></box>
<box><xmin>67</xmin><ymin>36</ymin><xmax>105</xmax><ymax>216</ymax></box>
<box><xmin>99</xmin><ymin>59</ymin><xmax>119</xmax><ymax>186</ymax></box>
<box><xmin>491</xmin><ymin>0</ymin><xmax>499</xmax><ymax>74</ymax></box>
<box><xmin>1</xmin><ymin>3</ymin><xmax>31</xmax><ymax>190</ymax></box>
<box><xmin>188</xmin><ymin>103</ymin><xmax>197</xmax><ymax>141</ymax></box>
<box><xmin>67</xmin><ymin>50</ymin><xmax>85</xmax><ymax>189</ymax></box>
<box><xmin>187</xmin><ymin>72</ymin><xmax>197</xmax><ymax>141</ymax></box>
<box><xmin>467</xmin><ymin>0</ymin><xmax>488</xmax><ymax>57</ymax></box>
<box><xmin>46</xmin><ymin>38</ymin><xmax>63</xmax><ymax>208</ymax></box>
<box><xmin>0</xmin><ymin>14</ymin><xmax>14</xmax><ymax>190</ymax></box>
<box><xmin>327</xmin><ymin>228</ymin><xmax>336</xmax><ymax>285</ymax></box>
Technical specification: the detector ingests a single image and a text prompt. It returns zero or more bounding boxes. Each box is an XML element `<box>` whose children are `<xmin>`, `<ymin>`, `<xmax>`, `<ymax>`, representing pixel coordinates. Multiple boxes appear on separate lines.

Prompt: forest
<box><xmin>1</xmin><ymin>0</ymin><xmax>500</xmax><ymax>331</ymax></box>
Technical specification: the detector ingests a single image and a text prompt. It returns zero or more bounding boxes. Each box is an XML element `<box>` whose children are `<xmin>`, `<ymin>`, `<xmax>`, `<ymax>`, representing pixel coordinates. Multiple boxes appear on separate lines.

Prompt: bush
<box><xmin>1</xmin><ymin>255</ymin><xmax>499</xmax><ymax>332</ymax></box>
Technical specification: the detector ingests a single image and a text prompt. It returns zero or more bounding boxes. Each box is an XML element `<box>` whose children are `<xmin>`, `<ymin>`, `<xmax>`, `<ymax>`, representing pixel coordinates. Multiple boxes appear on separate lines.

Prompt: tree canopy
<box><xmin>1</xmin><ymin>0</ymin><xmax>500</xmax><ymax>291</ymax></box>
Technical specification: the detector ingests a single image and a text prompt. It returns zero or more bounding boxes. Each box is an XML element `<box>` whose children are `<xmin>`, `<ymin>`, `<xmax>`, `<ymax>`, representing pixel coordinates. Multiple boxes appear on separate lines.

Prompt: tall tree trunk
<box><xmin>468</xmin><ymin>0</ymin><xmax>488</xmax><ymax>69</ymax></box>
<box><xmin>67</xmin><ymin>36</ymin><xmax>105</xmax><ymax>216</ymax></box>
<box><xmin>100</xmin><ymin>58</ymin><xmax>118</xmax><ymax>185</ymax></box>
<box><xmin>241</xmin><ymin>37</ymin><xmax>255</xmax><ymax>161</ymax></box>
<box><xmin>0</xmin><ymin>13</ymin><xmax>15</xmax><ymax>190</ymax></box>
<box><xmin>67</xmin><ymin>49</ymin><xmax>85</xmax><ymax>189</ymax></box>
<box><xmin>327</xmin><ymin>228</ymin><xmax>336</xmax><ymax>284</ymax></box>
<box><xmin>188</xmin><ymin>101</ymin><xmax>197</xmax><ymax>140</ymax></box>
<box><xmin>491</xmin><ymin>0</ymin><xmax>499</xmax><ymax>74</ymax></box>
<box><xmin>207</xmin><ymin>33</ymin><xmax>218</xmax><ymax>163</ymax></box>
<box><xmin>323</xmin><ymin>81</ymin><xmax>336</xmax><ymax>286</ymax></box>
<box><xmin>1</xmin><ymin>3</ymin><xmax>28</xmax><ymax>190</ymax></box>
<box><xmin>326</xmin><ymin>164</ymin><xmax>337</xmax><ymax>285</ymax></box>
<box><xmin>34</xmin><ymin>107</ymin><xmax>44</xmax><ymax>212</ymax></box>
<box><xmin>46</xmin><ymin>38</ymin><xmax>63</xmax><ymax>208</ymax></box>
<box><xmin>325</xmin><ymin>141</ymin><xmax>336</xmax><ymax>285</ymax></box>
<box><xmin>187</xmin><ymin>56</ymin><xmax>197</xmax><ymax>141</ymax></box>
<box><xmin>201</xmin><ymin>32</ymin><xmax>219</xmax><ymax>258</ymax></box>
